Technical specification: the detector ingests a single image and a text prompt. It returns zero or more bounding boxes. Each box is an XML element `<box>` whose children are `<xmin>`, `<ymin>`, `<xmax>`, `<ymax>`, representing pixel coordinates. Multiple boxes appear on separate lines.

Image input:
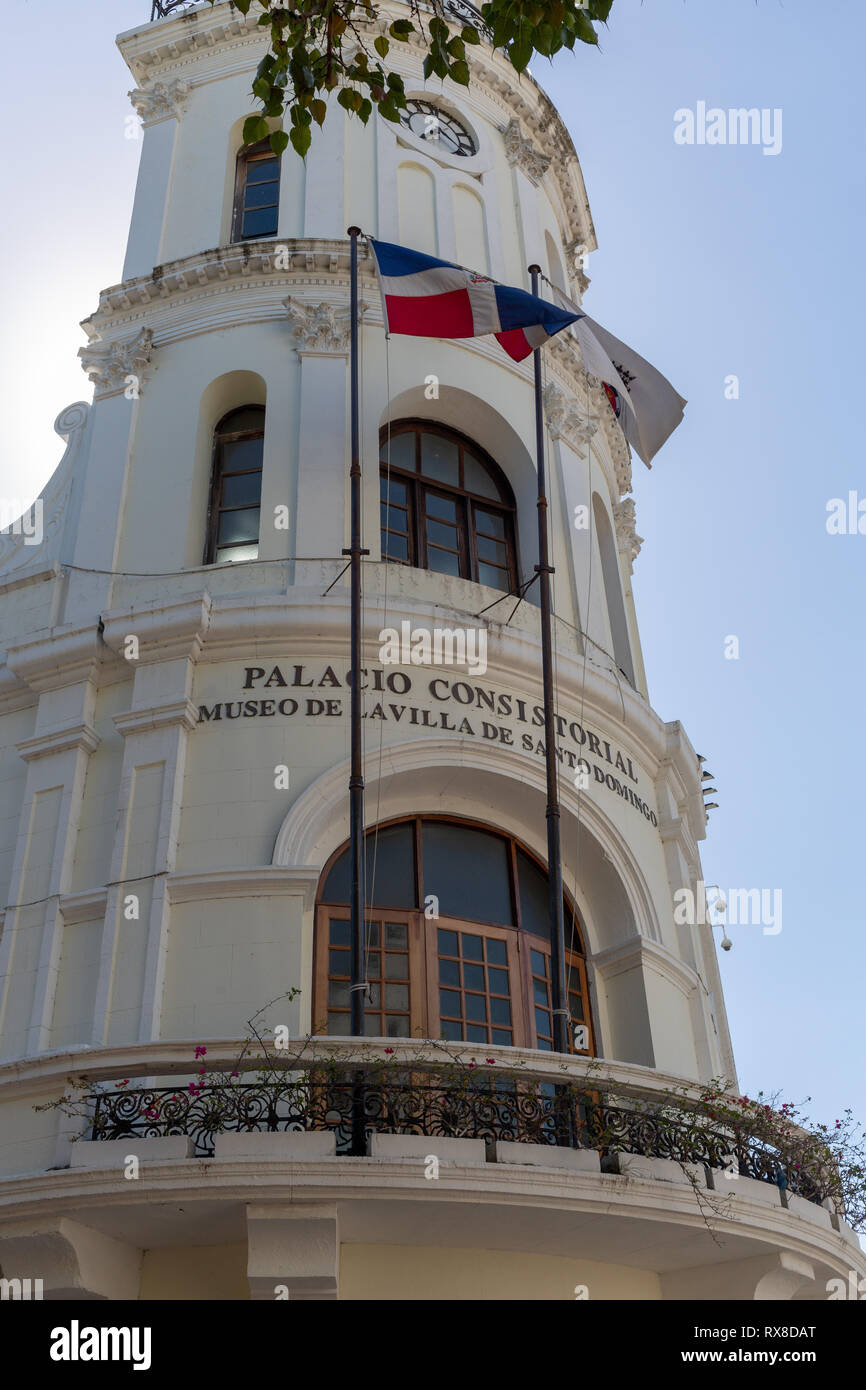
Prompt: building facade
<box><xmin>0</xmin><ymin>0</ymin><xmax>860</xmax><ymax>1301</ymax></box>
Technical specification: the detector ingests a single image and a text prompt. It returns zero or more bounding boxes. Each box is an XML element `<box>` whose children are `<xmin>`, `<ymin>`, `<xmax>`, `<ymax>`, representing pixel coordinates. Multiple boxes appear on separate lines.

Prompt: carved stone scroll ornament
<box><xmin>284</xmin><ymin>298</ymin><xmax>367</xmax><ymax>355</ymax></box>
<box><xmin>78</xmin><ymin>328</ymin><xmax>154</xmax><ymax>399</ymax></box>
<box><xmin>502</xmin><ymin>118</ymin><xmax>551</xmax><ymax>184</ymax></box>
<box><xmin>542</xmin><ymin>382</ymin><xmax>597</xmax><ymax>451</ymax></box>
<box><xmin>128</xmin><ymin>79</ymin><xmax>191</xmax><ymax>126</ymax></box>
<box><xmin>613</xmin><ymin>497</ymin><xmax>644</xmax><ymax>572</ymax></box>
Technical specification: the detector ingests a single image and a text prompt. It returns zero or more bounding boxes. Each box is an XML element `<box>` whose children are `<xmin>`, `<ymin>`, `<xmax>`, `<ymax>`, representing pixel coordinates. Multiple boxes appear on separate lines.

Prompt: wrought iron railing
<box><xmin>88</xmin><ymin>1065</ymin><xmax>826</xmax><ymax>1204</ymax></box>
<box><xmin>151</xmin><ymin>0</ymin><xmax>199</xmax><ymax>19</ymax></box>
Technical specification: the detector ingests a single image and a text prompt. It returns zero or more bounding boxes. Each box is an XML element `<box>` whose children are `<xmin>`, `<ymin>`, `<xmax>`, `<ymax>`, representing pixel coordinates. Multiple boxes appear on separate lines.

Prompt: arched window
<box><xmin>592</xmin><ymin>493</ymin><xmax>635</xmax><ymax>685</ymax></box>
<box><xmin>232</xmin><ymin>138</ymin><xmax>281</xmax><ymax>241</ymax></box>
<box><xmin>314</xmin><ymin>816</ymin><xmax>593</xmax><ymax>1053</ymax></box>
<box><xmin>205</xmin><ymin>405</ymin><xmax>265</xmax><ymax>564</ymax></box>
<box><xmin>380</xmin><ymin>421</ymin><xmax>519</xmax><ymax>592</ymax></box>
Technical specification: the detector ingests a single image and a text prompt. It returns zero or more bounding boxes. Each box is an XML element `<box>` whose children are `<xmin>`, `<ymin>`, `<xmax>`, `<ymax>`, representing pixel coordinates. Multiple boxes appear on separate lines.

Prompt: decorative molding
<box><xmin>59</xmin><ymin>887</ymin><xmax>110</xmax><ymax>924</ymax></box>
<box><xmin>613</xmin><ymin>497</ymin><xmax>643</xmax><ymax>572</ymax></box>
<box><xmin>78</xmin><ymin>328</ymin><xmax>154</xmax><ymax>399</ymax></box>
<box><xmin>285</xmin><ymin>297</ymin><xmax>367</xmax><ymax>355</ymax></box>
<box><xmin>16</xmin><ymin>722</ymin><xmax>100</xmax><ymax>763</ymax></box>
<box><xmin>564</xmin><ymin>236</ymin><xmax>591</xmax><ymax>300</ymax></box>
<box><xmin>100</xmin><ymin>593</ymin><xmax>212</xmax><ymax>665</ymax></box>
<box><xmin>502</xmin><ymin>118</ymin><xmax>551</xmax><ymax>184</ymax></box>
<box><xmin>591</xmin><ymin>936</ymin><xmax>701</xmax><ymax>1002</ymax></box>
<box><xmin>167</xmin><ymin>866</ymin><xmax>320</xmax><ymax>912</ymax></box>
<box><xmin>113</xmin><ymin>699</ymin><xmax>199</xmax><ymax>738</ymax></box>
<box><xmin>0</xmin><ymin>403</ymin><xmax>89</xmax><ymax>581</ymax></box>
<box><xmin>543</xmin><ymin>382</ymin><xmax>597</xmax><ymax>451</ymax></box>
<box><xmin>128</xmin><ymin>78</ymin><xmax>191</xmax><ymax>125</ymax></box>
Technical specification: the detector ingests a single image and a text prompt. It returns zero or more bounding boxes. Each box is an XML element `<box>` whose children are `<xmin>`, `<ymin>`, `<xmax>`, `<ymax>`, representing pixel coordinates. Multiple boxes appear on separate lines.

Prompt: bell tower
<box><xmin>0</xmin><ymin>0</ymin><xmax>856</xmax><ymax>1304</ymax></box>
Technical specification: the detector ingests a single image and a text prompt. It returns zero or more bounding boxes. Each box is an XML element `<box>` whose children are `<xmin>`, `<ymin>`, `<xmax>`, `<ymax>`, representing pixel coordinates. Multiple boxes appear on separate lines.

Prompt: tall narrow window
<box><xmin>380</xmin><ymin>421</ymin><xmax>519</xmax><ymax>593</ymax></box>
<box><xmin>232</xmin><ymin>139</ymin><xmax>281</xmax><ymax>241</ymax></box>
<box><xmin>205</xmin><ymin>406</ymin><xmax>264</xmax><ymax>564</ymax></box>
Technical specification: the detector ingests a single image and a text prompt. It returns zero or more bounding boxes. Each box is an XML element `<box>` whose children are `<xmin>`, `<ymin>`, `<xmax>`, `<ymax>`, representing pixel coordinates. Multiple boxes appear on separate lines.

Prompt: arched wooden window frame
<box><xmin>314</xmin><ymin>814</ymin><xmax>594</xmax><ymax>1055</ymax></box>
<box><xmin>231</xmin><ymin>137</ymin><xmax>281</xmax><ymax>242</ymax></box>
<box><xmin>379</xmin><ymin>420</ymin><xmax>520</xmax><ymax>593</ymax></box>
<box><xmin>204</xmin><ymin>405</ymin><xmax>265</xmax><ymax>565</ymax></box>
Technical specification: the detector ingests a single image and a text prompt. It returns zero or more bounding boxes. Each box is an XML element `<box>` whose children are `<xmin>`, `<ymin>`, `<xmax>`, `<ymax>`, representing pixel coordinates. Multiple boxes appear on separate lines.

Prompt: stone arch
<box><xmin>272</xmin><ymin>736</ymin><xmax>662</xmax><ymax>1064</ymax></box>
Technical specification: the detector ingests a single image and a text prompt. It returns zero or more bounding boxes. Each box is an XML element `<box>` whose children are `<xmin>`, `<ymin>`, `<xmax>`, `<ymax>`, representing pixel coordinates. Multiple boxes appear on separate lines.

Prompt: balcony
<box><xmin>62</xmin><ymin>1041</ymin><xmax>833</xmax><ymax>1208</ymax></box>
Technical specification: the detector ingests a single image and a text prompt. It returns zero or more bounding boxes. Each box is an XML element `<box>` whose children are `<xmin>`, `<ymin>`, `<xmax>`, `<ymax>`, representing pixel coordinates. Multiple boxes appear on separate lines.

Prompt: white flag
<box><xmin>548</xmin><ymin>285</ymin><xmax>686</xmax><ymax>467</ymax></box>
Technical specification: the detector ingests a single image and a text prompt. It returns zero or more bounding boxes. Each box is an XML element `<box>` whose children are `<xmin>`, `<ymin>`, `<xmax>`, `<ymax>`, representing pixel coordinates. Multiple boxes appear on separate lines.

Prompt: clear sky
<box><xmin>0</xmin><ymin>0</ymin><xmax>863</xmax><ymax>1134</ymax></box>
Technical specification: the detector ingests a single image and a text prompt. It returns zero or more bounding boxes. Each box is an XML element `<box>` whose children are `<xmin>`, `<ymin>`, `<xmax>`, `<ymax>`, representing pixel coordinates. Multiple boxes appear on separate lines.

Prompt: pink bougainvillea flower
<box><xmin>231</xmin><ymin>1070</ymin><xmax>239</xmax><ymax>1078</ymax></box>
<box><xmin>195</xmin><ymin>1046</ymin><xmax>207</xmax><ymax>1059</ymax></box>
<box><xmin>485</xmin><ymin>1058</ymin><xmax>496</xmax><ymax>1065</ymax></box>
<box><xmin>116</xmin><ymin>1079</ymin><xmax>129</xmax><ymax>1088</ymax></box>
<box><xmin>384</xmin><ymin>1048</ymin><xmax>395</xmax><ymax>1055</ymax></box>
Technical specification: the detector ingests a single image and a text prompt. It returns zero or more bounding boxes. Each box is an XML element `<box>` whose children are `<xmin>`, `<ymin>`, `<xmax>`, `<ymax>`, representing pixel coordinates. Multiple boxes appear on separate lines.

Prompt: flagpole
<box><xmin>529</xmin><ymin>264</ymin><xmax>569</xmax><ymax>1056</ymax></box>
<box><xmin>347</xmin><ymin>227</ymin><xmax>367</xmax><ymax>1044</ymax></box>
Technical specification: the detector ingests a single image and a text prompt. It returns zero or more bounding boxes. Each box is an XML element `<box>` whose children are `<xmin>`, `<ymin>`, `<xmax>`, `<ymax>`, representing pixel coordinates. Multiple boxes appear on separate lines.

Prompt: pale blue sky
<box><xmin>0</xmin><ymin>0</ymin><xmax>862</xmax><ymax>1131</ymax></box>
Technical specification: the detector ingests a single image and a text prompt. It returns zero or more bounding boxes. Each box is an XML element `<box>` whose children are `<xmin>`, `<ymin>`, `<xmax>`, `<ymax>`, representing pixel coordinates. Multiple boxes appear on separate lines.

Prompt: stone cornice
<box><xmin>6</xmin><ymin>627</ymin><xmax>108</xmax><ymax>695</ymax></box>
<box><xmin>16</xmin><ymin>722</ymin><xmax>100</xmax><ymax>763</ymax></box>
<box><xmin>592</xmin><ymin>937</ymin><xmax>701</xmax><ymax>1002</ymax></box>
<box><xmin>167</xmin><ymin>866</ymin><xmax>319</xmax><ymax>912</ymax></box>
<box><xmin>113</xmin><ymin>699</ymin><xmax>199</xmax><ymax>737</ymax></box>
<box><xmin>100</xmin><ymin>593</ymin><xmax>212</xmax><ymax>665</ymax></box>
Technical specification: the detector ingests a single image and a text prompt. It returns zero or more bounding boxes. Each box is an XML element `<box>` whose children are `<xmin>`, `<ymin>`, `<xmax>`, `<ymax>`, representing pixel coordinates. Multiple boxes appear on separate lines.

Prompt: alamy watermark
<box><xmin>674</xmin><ymin>103</ymin><xmax>782</xmax><ymax>157</ymax></box>
<box><xmin>674</xmin><ymin>880</ymin><xmax>782</xmax><ymax>936</ymax></box>
<box><xmin>379</xmin><ymin>621</ymin><xmax>487</xmax><ymax>676</ymax></box>
<box><xmin>0</xmin><ymin>498</ymin><xmax>43</xmax><ymax>545</ymax></box>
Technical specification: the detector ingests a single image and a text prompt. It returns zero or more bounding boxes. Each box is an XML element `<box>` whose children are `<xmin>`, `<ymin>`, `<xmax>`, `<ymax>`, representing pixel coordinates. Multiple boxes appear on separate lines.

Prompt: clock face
<box><xmin>400</xmin><ymin>100</ymin><xmax>477</xmax><ymax>157</ymax></box>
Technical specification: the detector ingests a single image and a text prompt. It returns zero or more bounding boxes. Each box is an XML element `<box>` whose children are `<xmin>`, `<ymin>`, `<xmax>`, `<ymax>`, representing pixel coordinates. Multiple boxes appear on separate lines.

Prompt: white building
<box><xmin>0</xmin><ymin>0</ymin><xmax>860</xmax><ymax>1301</ymax></box>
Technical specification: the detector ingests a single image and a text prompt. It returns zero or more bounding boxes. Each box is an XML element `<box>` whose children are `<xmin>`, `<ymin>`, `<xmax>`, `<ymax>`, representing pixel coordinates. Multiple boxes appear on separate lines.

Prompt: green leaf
<box><xmin>389</xmin><ymin>18</ymin><xmax>413</xmax><ymax>38</ymax></box>
<box><xmin>446</xmin><ymin>36</ymin><xmax>465</xmax><ymax>58</ymax></box>
<box><xmin>509</xmin><ymin>37</ymin><xmax>533</xmax><ymax>72</ymax></box>
<box><xmin>422</xmin><ymin>53</ymin><xmax>434</xmax><ymax>80</ymax></box>
<box><xmin>233</xmin><ymin>0</ymin><xmax>252</xmax><ymax>13</ymax></box>
<box><xmin>461</xmin><ymin>25</ymin><xmax>480</xmax><ymax>44</ymax></box>
<box><xmin>311</xmin><ymin>98</ymin><xmax>327</xmax><ymax>127</ymax></box>
<box><xmin>358</xmin><ymin>98</ymin><xmax>373</xmax><ymax>123</ymax></box>
<box><xmin>289</xmin><ymin>123</ymin><xmax>312</xmax><ymax>158</ymax></box>
<box><xmin>450</xmin><ymin>58</ymin><xmax>470</xmax><ymax>86</ymax></box>
<box><xmin>243</xmin><ymin>114</ymin><xmax>269</xmax><ymax>145</ymax></box>
<box><xmin>269</xmin><ymin>129</ymin><xmax>290</xmax><ymax>156</ymax></box>
<box><xmin>590</xmin><ymin>0</ymin><xmax>614</xmax><ymax>21</ymax></box>
<box><xmin>574</xmin><ymin>12</ymin><xmax>599</xmax><ymax>44</ymax></box>
<box><xmin>374</xmin><ymin>34</ymin><xmax>390</xmax><ymax>58</ymax></box>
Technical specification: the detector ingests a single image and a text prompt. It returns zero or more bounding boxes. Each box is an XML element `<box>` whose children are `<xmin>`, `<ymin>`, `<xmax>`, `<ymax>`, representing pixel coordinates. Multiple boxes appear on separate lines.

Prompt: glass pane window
<box><xmin>234</xmin><ymin>139</ymin><xmax>282</xmax><ymax>242</ymax></box>
<box><xmin>436</xmin><ymin>928</ymin><xmax>513</xmax><ymax>1045</ymax></box>
<box><xmin>206</xmin><ymin>406</ymin><xmax>264</xmax><ymax>565</ymax></box>
<box><xmin>315</xmin><ymin>818</ymin><xmax>593</xmax><ymax>1057</ymax></box>
<box><xmin>321</xmin><ymin>822</ymin><xmax>416</xmax><ymax>908</ymax></box>
<box><xmin>378</xmin><ymin>424</ymin><xmax>518</xmax><ymax>592</ymax></box>
<box><xmin>422</xmin><ymin>822</ymin><xmax>513</xmax><ymax>925</ymax></box>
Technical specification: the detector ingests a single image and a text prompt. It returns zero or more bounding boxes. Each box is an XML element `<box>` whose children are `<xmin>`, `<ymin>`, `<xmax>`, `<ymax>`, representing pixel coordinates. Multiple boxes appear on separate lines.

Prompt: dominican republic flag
<box><xmin>369</xmin><ymin>238</ymin><xmax>579</xmax><ymax>362</ymax></box>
